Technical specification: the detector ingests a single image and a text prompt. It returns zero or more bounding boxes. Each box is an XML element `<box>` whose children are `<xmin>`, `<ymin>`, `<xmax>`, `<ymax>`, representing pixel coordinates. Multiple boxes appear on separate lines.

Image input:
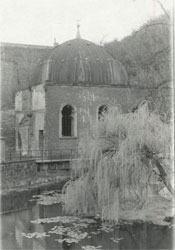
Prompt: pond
<box><xmin>1</xmin><ymin>183</ymin><xmax>173</xmax><ymax>250</ymax></box>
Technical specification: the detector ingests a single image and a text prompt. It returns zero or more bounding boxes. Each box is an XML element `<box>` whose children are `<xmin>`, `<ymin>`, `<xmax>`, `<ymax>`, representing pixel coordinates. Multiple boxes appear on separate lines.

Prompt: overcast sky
<box><xmin>0</xmin><ymin>0</ymin><xmax>173</xmax><ymax>46</ymax></box>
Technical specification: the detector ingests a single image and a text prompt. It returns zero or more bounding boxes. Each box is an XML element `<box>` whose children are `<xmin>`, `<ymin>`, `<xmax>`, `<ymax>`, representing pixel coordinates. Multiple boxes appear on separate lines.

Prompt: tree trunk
<box><xmin>143</xmin><ymin>145</ymin><xmax>174</xmax><ymax>195</ymax></box>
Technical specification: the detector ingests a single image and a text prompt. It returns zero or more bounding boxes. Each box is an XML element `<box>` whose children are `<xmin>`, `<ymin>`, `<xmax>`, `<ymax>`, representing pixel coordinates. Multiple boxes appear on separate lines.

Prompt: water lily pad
<box><xmin>30</xmin><ymin>191</ymin><xmax>62</xmax><ymax>205</ymax></box>
<box><xmin>31</xmin><ymin>216</ymin><xmax>80</xmax><ymax>224</ymax></box>
<box><xmin>22</xmin><ymin>232</ymin><xmax>50</xmax><ymax>239</ymax></box>
<box><xmin>110</xmin><ymin>237</ymin><xmax>123</xmax><ymax>243</ymax></box>
<box><xmin>82</xmin><ymin>245</ymin><xmax>102</xmax><ymax>250</ymax></box>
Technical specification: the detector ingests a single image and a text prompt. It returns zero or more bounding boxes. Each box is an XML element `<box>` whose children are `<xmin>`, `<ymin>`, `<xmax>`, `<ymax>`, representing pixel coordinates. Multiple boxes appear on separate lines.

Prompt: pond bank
<box><xmin>0</xmin><ymin>171</ymin><xmax>69</xmax><ymax>196</ymax></box>
<box><xmin>1</xmin><ymin>172</ymin><xmax>174</xmax><ymax>227</ymax></box>
<box><xmin>1</xmin><ymin>198</ymin><xmax>173</xmax><ymax>250</ymax></box>
<box><xmin>1</xmin><ymin>182</ymin><xmax>174</xmax><ymax>250</ymax></box>
<box><xmin>0</xmin><ymin>172</ymin><xmax>69</xmax><ymax>214</ymax></box>
<box><xmin>0</xmin><ymin>159</ymin><xmax>70</xmax><ymax>193</ymax></box>
<box><xmin>119</xmin><ymin>194</ymin><xmax>174</xmax><ymax>226</ymax></box>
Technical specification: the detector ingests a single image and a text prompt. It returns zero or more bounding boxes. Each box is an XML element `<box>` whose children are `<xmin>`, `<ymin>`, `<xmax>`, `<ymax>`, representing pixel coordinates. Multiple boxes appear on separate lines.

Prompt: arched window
<box><xmin>98</xmin><ymin>105</ymin><xmax>108</xmax><ymax>120</ymax></box>
<box><xmin>60</xmin><ymin>105</ymin><xmax>77</xmax><ymax>137</ymax></box>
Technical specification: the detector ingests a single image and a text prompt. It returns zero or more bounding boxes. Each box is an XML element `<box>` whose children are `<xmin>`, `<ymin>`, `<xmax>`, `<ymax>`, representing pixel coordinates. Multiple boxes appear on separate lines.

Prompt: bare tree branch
<box><xmin>156</xmin><ymin>79</ymin><xmax>173</xmax><ymax>88</ymax></box>
<box><xmin>133</xmin><ymin>22</ymin><xmax>170</xmax><ymax>37</ymax></box>
<box><xmin>156</xmin><ymin>0</ymin><xmax>170</xmax><ymax>19</ymax></box>
<box><xmin>143</xmin><ymin>145</ymin><xmax>174</xmax><ymax>195</ymax></box>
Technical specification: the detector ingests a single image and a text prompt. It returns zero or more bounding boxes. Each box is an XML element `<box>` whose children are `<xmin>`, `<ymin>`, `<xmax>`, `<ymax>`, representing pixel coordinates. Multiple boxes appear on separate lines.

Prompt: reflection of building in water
<box><xmin>1</xmin><ymin>202</ymin><xmax>65</xmax><ymax>250</ymax></box>
<box><xmin>1</xmin><ymin>199</ymin><xmax>173</xmax><ymax>249</ymax></box>
<box><xmin>15</xmin><ymin>206</ymin><xmax>46</xmax><ymax>250</ymax></box>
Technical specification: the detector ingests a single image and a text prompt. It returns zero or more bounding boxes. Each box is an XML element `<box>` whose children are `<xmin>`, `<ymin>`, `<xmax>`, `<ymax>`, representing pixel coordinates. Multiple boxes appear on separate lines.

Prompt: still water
<box><xmin>1</xmin><ymin>184</ymin><xmax>173</xmax><ymax>250</ymax></box>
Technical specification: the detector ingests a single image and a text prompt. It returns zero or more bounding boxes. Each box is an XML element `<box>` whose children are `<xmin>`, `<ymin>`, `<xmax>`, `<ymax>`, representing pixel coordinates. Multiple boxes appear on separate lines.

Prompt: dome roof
<box><xmin>34</xmin><ymin>38</ymin><xmax>127</xmax><ymax>86</ymax></box>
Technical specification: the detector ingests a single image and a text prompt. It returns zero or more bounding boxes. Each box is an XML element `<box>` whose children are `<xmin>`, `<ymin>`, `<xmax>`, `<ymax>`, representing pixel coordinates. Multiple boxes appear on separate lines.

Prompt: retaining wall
<box><xmin>0</xmin><ymin>159</ymin><xmax>72</xmax><ymax>189</ymax></box>
<box><xmin>0</xmin><ymin>160</ymin><xmax>37</xmax><ymax>189</ymax></box>
<box><xmin>37</xmin><ymin>160</ymin><xmax>71</xmax><ymax>177</ymax></box>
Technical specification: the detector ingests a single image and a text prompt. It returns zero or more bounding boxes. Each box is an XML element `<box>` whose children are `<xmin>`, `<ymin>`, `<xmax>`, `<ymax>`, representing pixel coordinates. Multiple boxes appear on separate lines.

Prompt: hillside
<box><xmin>104</xmin><ymin>15</ymin><xmax>171</xmax><ymax>88</ymax></box>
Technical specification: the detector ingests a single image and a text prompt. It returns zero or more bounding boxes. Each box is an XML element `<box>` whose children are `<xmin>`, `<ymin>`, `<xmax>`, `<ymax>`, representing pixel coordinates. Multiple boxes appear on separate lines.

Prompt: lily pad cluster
<box><xmin>22</xmin><ymin>215</ymin><xmax>127</xmax><ymax>248</ymax></box>
<box><xmin>24</xmin><ymin>216</ymin><xmax>98</xmax><ymax>244</ymax></box>
<box><xmin>98</xmin><ymin>224</ymin><xmax>114</xmax><ymax>233</ymax></box>
<box><xmin>82</xmin><ymin>246</ymin><xmax>102</xmax><ymax>250</ymax></box>
<box><xmin>51</xmin><ymin>225</ymin><xmax>88</xmax><ymax>244</ymax></box>
<box><xmin>31</xmin><ymin>216</ymin><xmax>96</xmax><ymax>224</ymax></box>
<box><xmin>30</xmin><ymin>190</ymin><xmax>62</xmax><ymax>205</ymax></box>
<box><xmin>110</xmin><ymin>237</ymin><xmax>123</xmax><ymax>243</ymax></box>
<box><xmin>21</xmin><ymin>232</ymin><xmax>50</xmax><ymax>239</ymax></box>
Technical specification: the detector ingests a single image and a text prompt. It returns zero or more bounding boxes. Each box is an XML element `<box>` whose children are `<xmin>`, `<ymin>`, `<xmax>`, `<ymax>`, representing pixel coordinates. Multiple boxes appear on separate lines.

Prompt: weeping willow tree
<box><xmin>62</xmin><ymin>104</ymin><xmax>173</xmax><ymax>222</ymax></box>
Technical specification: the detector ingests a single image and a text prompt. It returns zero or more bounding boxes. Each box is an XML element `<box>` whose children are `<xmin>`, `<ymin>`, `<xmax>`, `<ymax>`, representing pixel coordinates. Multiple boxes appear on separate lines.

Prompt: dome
<box><xmin>34</xmin><ymin>38</ymin><xmax>127</xmax><ymax>86</ymax></box>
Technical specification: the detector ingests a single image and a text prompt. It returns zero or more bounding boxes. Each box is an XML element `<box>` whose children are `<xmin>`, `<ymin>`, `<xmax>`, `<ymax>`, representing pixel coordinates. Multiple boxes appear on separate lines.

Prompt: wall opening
<box><xmin>39</xmin><ymin>130</ymin><xmax>44</xmax><ymax>150</ymax></box>
<box><xmin>61</xmin><ymin>105</ymin><xmax>77</xmax><ymax>137</ymax></box>
<box><xmin>18</xmin><ymin>132</ymin><xmax>22</xmax><ymax>150</ymax></box>
<box><xmin>98</xmin><ymin>105</ymin><xmax>108</xmax><ymax>120</ymax></box>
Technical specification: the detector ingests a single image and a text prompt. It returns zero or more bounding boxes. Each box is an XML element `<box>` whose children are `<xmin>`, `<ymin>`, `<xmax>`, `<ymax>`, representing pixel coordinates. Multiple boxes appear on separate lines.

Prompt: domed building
<box><xmin>15</xmin><ymin>27</ymin><xmax>154</xmax><ymax>156</ymax></box>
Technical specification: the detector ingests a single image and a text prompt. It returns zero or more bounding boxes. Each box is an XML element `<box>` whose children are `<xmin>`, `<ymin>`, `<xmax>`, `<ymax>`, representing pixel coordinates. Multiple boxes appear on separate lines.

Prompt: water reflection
<box><xmin>1</xmin><ymin>186</ymin><xmax>173</xmax><ymax>250</ymax></box>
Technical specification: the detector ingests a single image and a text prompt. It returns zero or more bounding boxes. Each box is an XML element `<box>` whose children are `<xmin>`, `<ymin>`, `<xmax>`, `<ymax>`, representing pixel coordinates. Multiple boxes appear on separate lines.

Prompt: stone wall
<box><xmin>45</xmin><ymin>85</ymin><xmax>156</xmax><ymax>150</ymax></box>
<box><xmin>0</xmin><ymin>160</ymin><xmax>37</xmax><ymax>189</ymax></box>
<box><xmin>1</xmin><ymin>180</ymin><xmax>67</xmax><ymax>213</ymax></box>
<box><xmin>37</xmin><ymin>161</ymin><xmax>70</xmax><ymax>177</ymax></box>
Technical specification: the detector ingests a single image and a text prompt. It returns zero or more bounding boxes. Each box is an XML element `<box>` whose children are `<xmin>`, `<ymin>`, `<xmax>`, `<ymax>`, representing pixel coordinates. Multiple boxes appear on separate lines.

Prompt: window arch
<box><xmin>60</xmin><ymin>104</ymin><xmax>77</xmax><ymax>137</ymax></box>
<box><xmin>98</xmin><ymin>105</ymin><xmax>108</xmax><ymax>120</ymax></box>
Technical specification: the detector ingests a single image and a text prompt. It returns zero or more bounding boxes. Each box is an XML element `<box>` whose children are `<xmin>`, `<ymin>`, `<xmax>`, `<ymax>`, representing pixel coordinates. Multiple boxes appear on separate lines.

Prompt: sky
<box><xmin>0</xmin><ymin>0</ymin><xmax>173</xmax><ymax>46</ymax></box>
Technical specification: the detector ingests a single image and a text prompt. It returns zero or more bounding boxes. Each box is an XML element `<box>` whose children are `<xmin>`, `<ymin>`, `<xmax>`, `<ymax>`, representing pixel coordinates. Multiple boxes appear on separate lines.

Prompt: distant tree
<box><xmin>104</xmin><ymin>14</ymin><xmax>171</xmax><ymax>88</ymax></box>
<box><xmin>105</xmin><ymin>14</ymin><xmax>172</xmax><ymax>117</ymax></box>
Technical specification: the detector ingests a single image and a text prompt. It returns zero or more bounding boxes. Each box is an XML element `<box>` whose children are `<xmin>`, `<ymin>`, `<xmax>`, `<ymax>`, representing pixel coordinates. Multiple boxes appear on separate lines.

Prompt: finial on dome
<box><xmin>76</xmin><ymin>23</ymin><xmax>81</xmax><ymax>39</ymax></box>
<box><xmin>53</xmin><ymin>37</ymin><xmax>58</xmax><ymax>47</ymax></box>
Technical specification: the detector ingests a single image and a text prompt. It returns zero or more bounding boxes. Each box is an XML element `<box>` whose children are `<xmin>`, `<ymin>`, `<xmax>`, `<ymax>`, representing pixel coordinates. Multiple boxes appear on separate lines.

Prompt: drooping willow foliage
<box><xmin>62</xmin><ymin>104</ymin><xmax>172</xmax><ymax>222</ymax></box>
